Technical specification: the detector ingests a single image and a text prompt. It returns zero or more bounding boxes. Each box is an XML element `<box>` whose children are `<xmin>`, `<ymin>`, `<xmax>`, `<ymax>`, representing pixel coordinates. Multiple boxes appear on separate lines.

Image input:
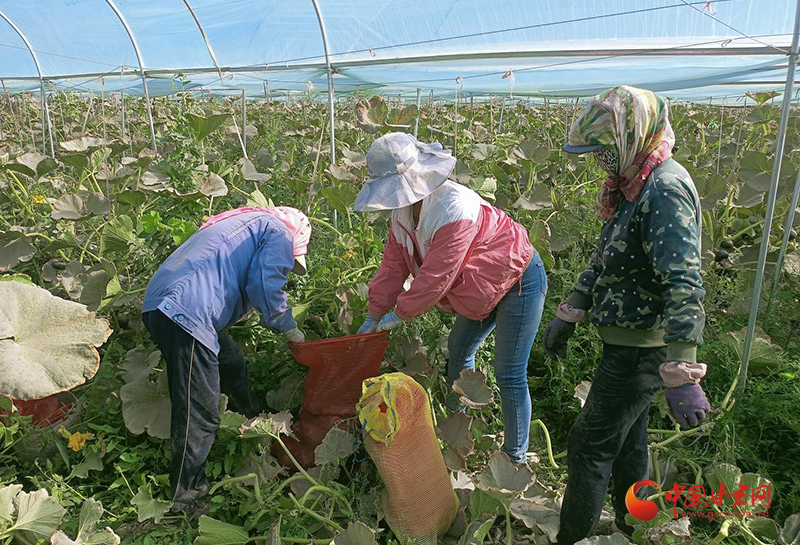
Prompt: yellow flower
<box><xmin>342</xmin><ymin>250</ymin><xmax>357</xmax><ymax>260</ymax></box>
<box><xmin>32</xmin><ymin>195</ymin><xmax>47</xmax><ymax>204</ymax></box>
<box><xmin>67</xmin><ymin>431</ymin><xmax>92</xmax><ymax>452</ymax></box>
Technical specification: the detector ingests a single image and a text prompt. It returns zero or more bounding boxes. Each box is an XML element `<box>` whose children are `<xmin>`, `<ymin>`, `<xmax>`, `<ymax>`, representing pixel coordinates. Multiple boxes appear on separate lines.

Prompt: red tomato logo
<box><xmin>626</xmin><ymin>480</ymin><xmax>661</xmax><ymax>521</ymax></box>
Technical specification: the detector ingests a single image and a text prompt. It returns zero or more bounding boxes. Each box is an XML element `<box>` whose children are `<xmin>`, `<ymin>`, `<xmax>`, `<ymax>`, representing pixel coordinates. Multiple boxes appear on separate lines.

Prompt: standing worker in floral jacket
<box><xmin>353</xmin><ymin>132</ymin><xmax>547</xmax><ymax>464</ymax></box>
<box><xmin>542</xmin><ymin>86</ymin><xmax>711</xmax><ymax>544</ymax></box>
<box><xmin>142</xmin><ymin>206</ymin><xmax>310</xmax><ymax>515</ymax></box>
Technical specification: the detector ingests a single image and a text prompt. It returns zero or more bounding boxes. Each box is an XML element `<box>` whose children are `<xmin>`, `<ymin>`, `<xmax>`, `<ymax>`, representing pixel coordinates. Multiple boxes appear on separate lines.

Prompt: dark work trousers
<box><xmin>142</xmin><ymin>310</ymin><xmax>262</xmax><ymax>510</ymax></box>
<box><xmin>557</xmin><ymin>344</ymin><xmax>666</xmax><ymax>545</ymax></box>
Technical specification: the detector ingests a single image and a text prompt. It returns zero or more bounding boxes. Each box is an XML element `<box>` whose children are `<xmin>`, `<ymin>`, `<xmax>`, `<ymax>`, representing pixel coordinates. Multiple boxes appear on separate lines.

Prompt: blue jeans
<box><xmin>446</xmin><ymin>253</ymin><xmax>547</xmax><ymax>463</ymax></box>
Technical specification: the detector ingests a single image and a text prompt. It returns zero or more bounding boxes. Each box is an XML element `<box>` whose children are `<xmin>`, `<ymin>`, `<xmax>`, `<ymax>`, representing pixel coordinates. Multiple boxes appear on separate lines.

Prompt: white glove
<box><xmin>376</xmin><ymin>311</ymin><xmax>404</xmax><ymax>332</ymax></box>
<box><xmin>283</xmin><ymin>327</ymin><xmax>305</xmax><ymax>343</ymax></box>
<box><xmin>357</xmin><ymin>315</ymin><xmax>380</xmax><ymax>335</ymax></box>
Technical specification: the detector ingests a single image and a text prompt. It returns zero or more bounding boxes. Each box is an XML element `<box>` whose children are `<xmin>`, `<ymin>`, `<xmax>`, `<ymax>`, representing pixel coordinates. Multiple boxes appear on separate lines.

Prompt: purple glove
<box><xmin>541</xmin><ymin>318</ymin><xmax>576</xmax><ymax>359</ymax></box>
<box><xmin>664</xmin><ymin>383</ymin><xmax>711</xmax><ymax>428</ymax></box>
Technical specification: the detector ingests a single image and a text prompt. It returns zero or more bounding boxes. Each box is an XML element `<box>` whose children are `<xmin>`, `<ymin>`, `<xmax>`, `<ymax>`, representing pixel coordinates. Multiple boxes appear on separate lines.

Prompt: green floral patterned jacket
<box><xmin>566</xmin><ymin>159</ymin><xmax>706</xmax><ymax>363</ymax></box>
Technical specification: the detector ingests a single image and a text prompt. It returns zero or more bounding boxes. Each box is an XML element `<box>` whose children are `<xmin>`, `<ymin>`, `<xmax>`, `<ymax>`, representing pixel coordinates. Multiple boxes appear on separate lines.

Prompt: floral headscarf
<box><xmin>200</xmin><ymin>206</ymin><xmax>311</xmax><ymax>258</ymax></box>
<box><xmin>566</xmin><ymin>86</ymin><xmax>675</xmax><ymax>221</ymax></box>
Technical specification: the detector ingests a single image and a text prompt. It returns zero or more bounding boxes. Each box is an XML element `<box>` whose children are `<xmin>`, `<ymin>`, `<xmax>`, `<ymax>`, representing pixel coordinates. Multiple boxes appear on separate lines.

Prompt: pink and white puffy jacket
<box><xmin>369</xmin><ymin>181</ymin><xmax>533</xmax><ymax>321</ymax></box>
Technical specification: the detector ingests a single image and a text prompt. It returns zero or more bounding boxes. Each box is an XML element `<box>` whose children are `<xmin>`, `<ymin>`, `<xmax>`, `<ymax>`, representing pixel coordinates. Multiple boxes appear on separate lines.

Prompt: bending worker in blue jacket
<box><xmin>142</xmin><ymin>206</ymin><xmax>310</xmax><ymax>514</ymax></box>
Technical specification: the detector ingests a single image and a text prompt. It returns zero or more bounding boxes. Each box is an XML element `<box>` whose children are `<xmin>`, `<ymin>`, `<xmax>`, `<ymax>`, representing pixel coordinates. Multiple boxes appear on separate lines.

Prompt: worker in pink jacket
<box><xmin>353</xmin><ymin>132</ymin><xmax>547</xmax><ymax>463</ymax></box>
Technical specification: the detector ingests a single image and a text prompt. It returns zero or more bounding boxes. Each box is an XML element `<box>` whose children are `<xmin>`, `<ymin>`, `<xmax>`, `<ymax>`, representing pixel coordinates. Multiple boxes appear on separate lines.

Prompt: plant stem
<box><xmin>209</xmin><ymin>473</ymin><xmax>262</xmax><ymax>505</ymax></box>
<box><xmin>288</xmin><ymin>493</ymin><xmax>343</xmax><ymax>532</ymax></box>
<box><xmin>504</xmin><ymin>504</ymin><xmax>512</xmax><ymax>545</ymax></box>
<box><xmin>308</xmin><ymin>216</ymin><xmax>343</xmax><ymax>237</ymax></box>
<box><xmin>530</xmin><ymin>419</ymin><xmax>558</xmax><ymax>469</ymax></box>
<box><xmin>708</xmin><ymin>519</ymin><xmax>731</xmax><ymax>545</ymax></box>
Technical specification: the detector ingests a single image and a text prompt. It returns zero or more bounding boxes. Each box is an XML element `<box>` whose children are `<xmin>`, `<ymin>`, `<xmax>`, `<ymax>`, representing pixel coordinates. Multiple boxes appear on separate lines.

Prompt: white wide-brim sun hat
<box><xmin>353</xmin><ymin>132</ymin><xmax>457</xmax><ymax>212</ymax></box>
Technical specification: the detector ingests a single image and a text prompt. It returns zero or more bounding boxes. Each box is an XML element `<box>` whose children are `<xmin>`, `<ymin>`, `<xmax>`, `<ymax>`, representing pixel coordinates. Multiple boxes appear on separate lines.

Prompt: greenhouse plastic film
<box><xmin>274</xmin><ymin>332</ymin><xmax>388</xmax><ymax>469</ymax></box>
<box><xmin>357</xmin><ymin>372</ymin><xmax>459</xmax><ymax>544</ymax></box>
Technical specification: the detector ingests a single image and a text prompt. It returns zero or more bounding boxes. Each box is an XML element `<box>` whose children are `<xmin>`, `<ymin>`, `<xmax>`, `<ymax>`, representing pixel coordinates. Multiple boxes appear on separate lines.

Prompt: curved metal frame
<box><xmin>0</xmin><ymin>10</ymin><xmax>54</xmax><ymax>155</ymax></box>
<box><xmin>310</xmin><ymin>0</ymin><xmax>337</xmax><ymax>227</ymax></box>
<box><xmin>739</xmin><ymin>0</ymin><xmax>800</xmax><ymax>394</ymax></box>
<box><xmin>182</xmin><ymin>0</ymin><xmax>223</xmax><ymax>77</ymax></box>
<box><xmin>104</xmin><ymin>0</ymin><xmax>157</xmax><ymax>153</ymax></box>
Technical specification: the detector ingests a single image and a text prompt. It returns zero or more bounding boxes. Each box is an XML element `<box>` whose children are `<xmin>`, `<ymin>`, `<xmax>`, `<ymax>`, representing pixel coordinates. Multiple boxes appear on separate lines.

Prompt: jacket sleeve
<box><xmin>639</xmin><ymin>180</ymin><xmax>706</xmax><ymax>363</ymax></box>
<box><xmin>368</xmin><ymin>230</ymin><xmax>412</xmax><ymax>316</ymax></box>
<box><xmin>394</xmin><ymin>219</ymin><xmax>479</xmax><ymax>320</ymax></box>
<box><xmin>246</xmin><ymin>227</ymin><xmax>298</xmax><ymax>332</ymax></box>
<box><xmin>565</xmin><ymin>246</ymin><xmax>603</xmax><ymax>311</ymax></box>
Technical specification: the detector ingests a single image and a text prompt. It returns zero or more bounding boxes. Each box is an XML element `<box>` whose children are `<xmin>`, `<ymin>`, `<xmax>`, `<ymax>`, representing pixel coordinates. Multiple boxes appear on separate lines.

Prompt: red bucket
<box><xmin>274</xmin><ymin>332</ymin><xmax>389</xmax><ymax>468</ymax></box>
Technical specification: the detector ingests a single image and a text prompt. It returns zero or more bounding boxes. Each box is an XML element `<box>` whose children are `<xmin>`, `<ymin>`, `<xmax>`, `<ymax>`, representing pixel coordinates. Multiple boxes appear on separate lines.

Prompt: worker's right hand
<box><xmin>542</xmin><ymin>318</ymin><xmax>576</xmax><ymax>359</ymax></box>
<box><xmin>357</xmin><ymin>315</ymin><xmax>380</xmax><ymax>335</ymax></box>
<box><xmin>283</xmin><ymin>327</ymin><xmax>306</xmax><ymax>344</ymax></box>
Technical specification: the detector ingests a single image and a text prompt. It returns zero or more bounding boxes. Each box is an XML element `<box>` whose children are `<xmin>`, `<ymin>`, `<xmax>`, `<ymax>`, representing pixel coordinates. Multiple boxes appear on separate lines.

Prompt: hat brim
<box><xmin>563</xmin><ymin>143</ymin><xmax>603</xmax><ymax>154</ymax></box>
<box><xmin>292</xmin><ymin>255</ymin><xmax>307</xmax><ymax>275</ymax></box>
<box><xmin>353</xmin><ymin>153</ymin><xmax>456</xmax><ymax>212</ymax></box>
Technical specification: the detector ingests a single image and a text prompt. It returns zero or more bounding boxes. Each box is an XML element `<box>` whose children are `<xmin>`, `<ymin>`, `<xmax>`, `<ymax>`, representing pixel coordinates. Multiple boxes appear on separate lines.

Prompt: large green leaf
<box><xmin>120</xmin><ymin>372</ymin><xmax>171</xmax><ymax>439</ymax></box>
<box><xmin>510</xmin><ymin>498</ymin><xmax>560</xmax><ymax>542</ymax></box>
<box><xmin>100</xmin><ymin>215</ymin><xmax>136</xmax><ymax>254</ymax></box>
<box><xmin>200</xmin><ymin>172</ymin><xmax>228</xmax><ymax>197</ymax></box>
<box><xmin>458</xmin><ymin>513</ymin><xmax>496</xmax><ymax>545</ymax></box>
<box><xmin>333</xmin><ymin>521</ymin><xmax>380</xmax><ymax>545</ymax></box>
<box><xmin>355</xmin><ymin>97</ymin><xmax>388</xmax><ymax>133</ymax></box>
<box><xmin>0</xmin><ymin>230</ymin><xmax>36</xmax><ymax>271</ymax></box>
<box><xmin>723</xmin><ymin>326</ymin><xmax>782</xmax><ymax>375</ymax></box>
<box><xmin>130</xmin><ymin>485</ymin><xmax>171</xmax><ymax>523</ymax></box>
<box><xmin>453</xmin><ymin>368</ymin><xmax>493</xmax><ymax>408</ymax></box>
<box><xmin>779</xmin><ymin>513</ymin><xmax>800</xmax><ymax>545</ymax></box>
<box><xmin>513</xmin><ymin>184</ymin><xmax>552</xmax><ymax>211</ymax></box>
<box><xmin>60</xmin><ymin>137</ymin><xmax>115</xmax><ymax>152</ymax></box>
<box><xmin>0</xmin><ymin>281</ymin><xmax>112</xmax><ymax>399</ymax></box>
<box><xmin>194</xmin><ymin>516</ymin><xmax>249</xmax><ymax>545</ymax></box>
<box><xmin>51</xmin><ymin>498</ymin><xmax>119</xmax><ymax>545</ymax></box>
<box><xmin>186</xmin><ymin>113</ymin><xmax>231</xmax><ymax>141</ymax></box>
<box><xmin>240</xmin><ymin>158</ymin><xmax>271</xmax><ymax>183</ymax></box>
<box><xmin>7</xmin><ymin>488</ymin><xmax>66</xmax><ymax>541</ymax></box>
<box><xmin>52</xmin><ymin>193</ymin><xmax>88</xmax><ymax>220</ymax></box>
<box><xmin>239</xmin><ymin>412</ymin><xmax>293</xmax><ymax>439</ymax></box>
<box><xmin>321</xmin><ymin>184</ymin><xmax>359</xmax><ymax>214</ymax></box>
<box><xmin>315</xmin><ymin>426</ymin><xmax>355</xmax><ymax>466</ymax></box>
<box><xmin>475</xmin><ymin>451</ymin><xmax>535</xmax><ymax>505</ymax></box>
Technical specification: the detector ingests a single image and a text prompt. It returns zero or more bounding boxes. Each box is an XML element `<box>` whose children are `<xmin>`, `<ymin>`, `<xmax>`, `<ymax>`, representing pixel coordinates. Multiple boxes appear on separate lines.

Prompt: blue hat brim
<box><xmin>562</xmin><ymin>143</ymin><xmax>603</xmax><ymax>154</ymax></box>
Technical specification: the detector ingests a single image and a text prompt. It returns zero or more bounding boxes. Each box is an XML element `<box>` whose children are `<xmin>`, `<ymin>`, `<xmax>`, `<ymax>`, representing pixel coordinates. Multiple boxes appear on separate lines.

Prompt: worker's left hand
<box><xmin>375</xmin><ymin>311</ymin><xmax>404</xmax><ymax>332</ymax></box>
<box><xmin>664</xmin><ymin>383</ymin><xmax>711</xmax><ymax>428</ymax></box>
<box><xmin>283</xmin><ymin>327</ymin><xmax>306</xmax><ymax>343</ymax></box>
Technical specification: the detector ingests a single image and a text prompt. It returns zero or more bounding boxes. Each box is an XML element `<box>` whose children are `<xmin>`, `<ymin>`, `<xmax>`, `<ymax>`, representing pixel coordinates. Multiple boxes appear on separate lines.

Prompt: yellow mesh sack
<box><xmin>357</xmin><ymin>372</ymin><xmax>459</xmax><ymax>544</ymax></box>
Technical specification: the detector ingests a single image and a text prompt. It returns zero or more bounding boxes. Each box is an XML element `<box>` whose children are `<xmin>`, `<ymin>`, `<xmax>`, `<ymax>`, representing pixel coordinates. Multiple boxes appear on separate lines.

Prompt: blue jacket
<box><xmin>143</xmin><ymin>211</ymin><xmax>297</xmax><ymax>354</ymax></box>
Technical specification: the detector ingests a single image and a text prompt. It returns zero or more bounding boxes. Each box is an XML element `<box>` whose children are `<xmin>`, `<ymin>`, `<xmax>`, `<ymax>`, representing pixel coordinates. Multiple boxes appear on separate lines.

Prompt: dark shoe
<box><xmin>612</xmin><ymin>518</ymin><xmax>635</xmax><ymax>538</ymax></box>
<box><xmin>183</xmin><ymin>499</ymin><xmax>210</xmax><ymax>521</ymax></box>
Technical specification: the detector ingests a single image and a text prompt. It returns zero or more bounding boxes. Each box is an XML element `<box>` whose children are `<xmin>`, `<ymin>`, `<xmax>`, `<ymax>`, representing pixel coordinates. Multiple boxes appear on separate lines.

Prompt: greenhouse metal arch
<box><xmin>0</xmin><ymin>0</ymin><xmax>799</xmax><ymax>392</ymax></box>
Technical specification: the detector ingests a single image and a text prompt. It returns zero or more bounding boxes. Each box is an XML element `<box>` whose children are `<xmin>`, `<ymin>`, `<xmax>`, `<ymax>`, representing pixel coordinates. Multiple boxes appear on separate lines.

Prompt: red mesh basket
<box><xmin>2</xmin><ymin>393</ymin><xmax>74</xmax><ymax>427</ymax></box>
<box><xmin>274</xmin><ymin>332</ymin><xmax>388</xmax><ymax>469</ymax></box>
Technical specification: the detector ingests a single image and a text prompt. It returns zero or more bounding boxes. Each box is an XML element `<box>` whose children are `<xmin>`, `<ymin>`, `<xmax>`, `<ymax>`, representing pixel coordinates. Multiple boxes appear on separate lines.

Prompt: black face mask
<box><xmin>593</xmin><ymin>147</ymin><xmax>618</xmax><ymax>176</ymax></box>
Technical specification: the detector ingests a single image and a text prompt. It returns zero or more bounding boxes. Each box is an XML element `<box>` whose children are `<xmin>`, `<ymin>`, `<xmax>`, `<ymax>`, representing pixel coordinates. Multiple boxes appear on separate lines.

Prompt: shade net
<box><xmin>273</xmin><ymin>332</ymin><xmax>388</xmax><ymax>469</ymax></box>
<box><xmin>0</xmin><ymin>0</ymin><xmax>797</xmax><ymax>101</ymax></box>
<box><xmin>357</xmin><ymin>372</ymin><xmax>459</xmax><ymax>544</ymax></box>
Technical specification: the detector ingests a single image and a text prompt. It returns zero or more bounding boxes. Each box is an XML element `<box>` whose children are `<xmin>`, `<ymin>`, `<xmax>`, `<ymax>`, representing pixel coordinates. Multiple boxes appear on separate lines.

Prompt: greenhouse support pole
<box><xmin>310</xmin><ymin>0</ymin><xmax>337</xmax><ymax>228</ymax></box>
<box><xmin>0</xmin><ymin>10</ymin><xmax>54</xmax><ymax>156</ymax></box>
<box><xmin>182</xmin><ymin>0</ymin><xmax>222</xmax><ymax>77</ymax></box>
<box><xmin>105</xmin><ymin>0</ymin><xmax>157</xmax><ymax>153</ymax></box>
<box><xmin>120</xmin><ymin>89</ymin><xmax>126</xmax><ymax>139</ymax></box>
<box><xmin>766</xmin><ymin>167</ymin><xmax>800</xmax><ymax>318</ymax></box>
<box><xmin>739</xmin><ymin>0</ymin><xmax>800</xmax><ymax>395</ymax></box>
<box><xmin>414</xmin><ymin>88</ymin><xmax>422</xmax><ymax>138</ymax></box>
<box><xmin>241</xmin><ymin>90</ymin><xmax>247</xmax><ymax>150</ymax></box>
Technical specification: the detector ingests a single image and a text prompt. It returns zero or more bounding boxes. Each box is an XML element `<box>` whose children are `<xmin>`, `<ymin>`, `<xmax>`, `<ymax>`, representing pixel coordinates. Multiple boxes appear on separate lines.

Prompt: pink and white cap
<box><xmin>200</xmin><ymin>206</ymin><xmax>311</xmax><ymax>275</ymax></box>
